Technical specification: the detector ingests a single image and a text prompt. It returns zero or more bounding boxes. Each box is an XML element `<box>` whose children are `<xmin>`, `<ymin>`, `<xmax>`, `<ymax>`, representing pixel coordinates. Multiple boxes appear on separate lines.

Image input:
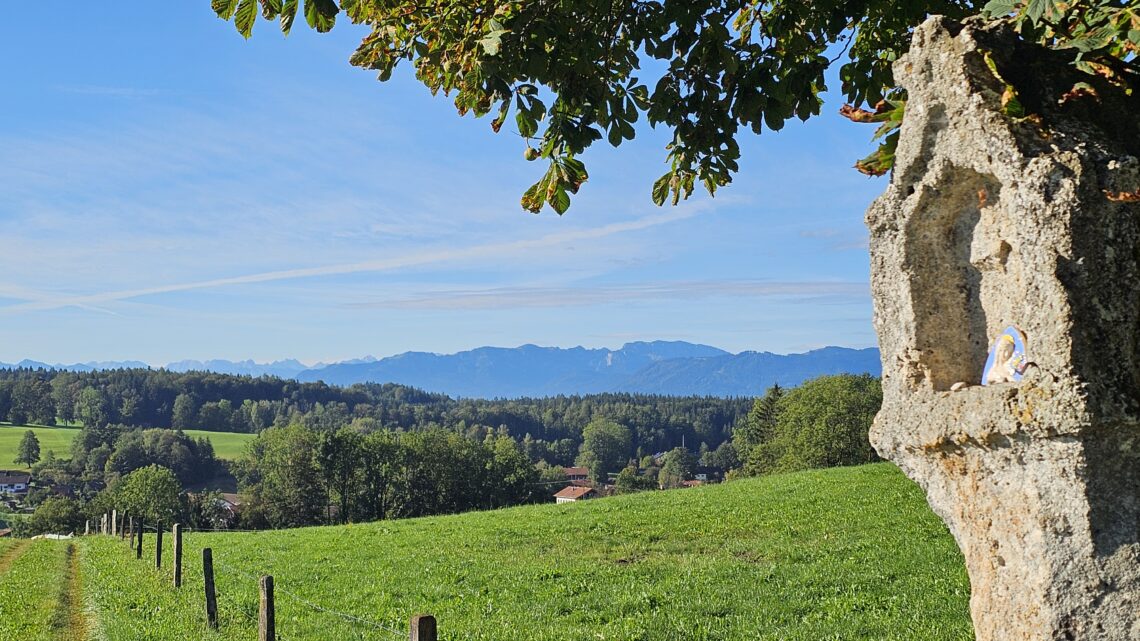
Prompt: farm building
<box><xmin>0</xmin><ymin>471</ymin><xmax>31</xmax><ymax>494</ymax></box>
<box><xmin>562</xmin><ymin>466</ymin><xmax>589</xmax><ymax>482</ymax></box>
<box><xmin>554</xmin><ymin>486</ymin><xmax>595</xmax><ymax>504</ymax></box>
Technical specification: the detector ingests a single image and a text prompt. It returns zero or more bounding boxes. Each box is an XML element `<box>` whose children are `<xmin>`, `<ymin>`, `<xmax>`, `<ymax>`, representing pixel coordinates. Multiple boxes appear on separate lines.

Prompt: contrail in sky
<box><xmin>0</xmin><ymin>208</ymin><xmax>698</xmax><ymax>314</ymax></box>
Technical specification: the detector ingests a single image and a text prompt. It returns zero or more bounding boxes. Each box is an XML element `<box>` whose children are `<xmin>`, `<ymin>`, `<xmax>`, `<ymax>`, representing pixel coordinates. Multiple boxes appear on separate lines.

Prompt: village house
<box><xmin>0</xmin><ymin>471</ymin><xmax>31</xmax><ymax>495</ymax></box>
<box><xmin>562</xmin><ymin>466</ymin><xmax>589</xmax><ymax>482</ymax></box>
<box><xmin>554</xmin><ymin>485</ymin><xmax>595</xmax><ymax>504</ymax></box>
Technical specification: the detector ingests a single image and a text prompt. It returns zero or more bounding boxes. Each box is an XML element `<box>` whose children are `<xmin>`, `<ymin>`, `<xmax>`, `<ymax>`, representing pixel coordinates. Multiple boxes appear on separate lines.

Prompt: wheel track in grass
<box><xmin>53</xmin><ymin>543</ymin><xmax>88</xmax><ymax>641</ymax></box>
<box><xmin>0</xmin><ymin>539</ymin><xmax>32</xmax><ymax>577</ymax></box>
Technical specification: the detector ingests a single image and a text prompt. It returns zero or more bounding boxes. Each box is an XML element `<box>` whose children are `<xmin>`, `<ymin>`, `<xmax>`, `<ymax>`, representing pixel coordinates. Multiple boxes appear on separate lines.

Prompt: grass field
<box><xmin>78</xmin><ymin>463</ymin><xmax>973</xmax><ymax>641</ymax></box>
<box><xmin>0</xmin><ymin>424</ymin><xmax>254</xmax><ymax>470</ymax></box>
<box><xmin>0</xmin><ymin>539</ymin><xmax>83</xmax><ymax>640</ymax></box>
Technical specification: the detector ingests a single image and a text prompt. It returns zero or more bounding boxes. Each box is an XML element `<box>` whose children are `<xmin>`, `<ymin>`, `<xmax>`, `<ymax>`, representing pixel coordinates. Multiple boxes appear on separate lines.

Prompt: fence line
<box><xmin>211</xmin><ymin>554</ymin><xmax>408</xmax><ymax>640</ymax></box>
<box><xmin>186</xmin><ymin>526</ymin><xmax>268</xmax><ymax>534</ymax></box>
<box><xmin>91</xmin><ymin>517</ymin><xmax>433</xmax><ymax>640</ymax></box>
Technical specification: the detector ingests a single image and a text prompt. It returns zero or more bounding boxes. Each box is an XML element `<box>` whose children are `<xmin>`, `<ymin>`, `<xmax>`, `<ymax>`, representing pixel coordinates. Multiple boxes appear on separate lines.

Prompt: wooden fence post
<box><xmin>173</xmin><ymin>524</ymin><xmax>182</xmax><ymax>588</ymax></box>
<box><xmin>155</xmin><ymin>527</ymin><xmax>163</xmax><ymax>569</ymax></box>
<box><xmin>259</xmin><ymin>575</ymin><xmax>275</xmax><ymax>641</ymax></box>
<box><xmin>120</xmin><ymin>512</ymin><xmax>128</xmax><ymax>541</ymax></box>
<box><xmin>136</xmin><ymin>522</ymin><xmax>144</xmax><ymax>560</ymax></box>
<box><xmin>111</xmin><ymin>509</ymin><xmax>117</xmax><ymax>537</ymax></box>
<box><xmin>84</xmin><ymin>520</ymin><xmax>90</xmax><ymax>536</ymax></box>
<box><xmin>203</xmin><ymin>548</ymin><xmax>218</xmax><ymax>629</ymax></box>
<box><xmin>410</xmin><ymin>614</ymin><xmax>437</xmax><ymax>641</ymax></box>
<box><xmin>102</xmin><ymin>513</ymin><xmax>107</xmax><ymax>535</ymax></box>
<box><xmin>128</xmin><ymin>517</ymin><xmax>135</xmax><ymax>549</ymax></box>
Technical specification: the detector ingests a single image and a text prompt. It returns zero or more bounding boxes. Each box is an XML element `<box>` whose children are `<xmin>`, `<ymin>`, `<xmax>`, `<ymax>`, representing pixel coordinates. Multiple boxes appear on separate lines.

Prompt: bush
<box><xmin>23</xmin><ymin>497</ymin><xmax>86</xmax><ymax>536</ymax></box>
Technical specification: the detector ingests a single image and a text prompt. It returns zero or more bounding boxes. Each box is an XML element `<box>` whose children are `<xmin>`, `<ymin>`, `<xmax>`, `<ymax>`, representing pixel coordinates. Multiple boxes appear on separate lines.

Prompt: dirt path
<box><xmin>53</xmin><ymin>543</ymin><xmax>88</xmax><ymax>641</ymax></box>
<box><xmin>0</xmin><ymin>539</ymin><xmax>32</xmax><ymax>576</ymax></box>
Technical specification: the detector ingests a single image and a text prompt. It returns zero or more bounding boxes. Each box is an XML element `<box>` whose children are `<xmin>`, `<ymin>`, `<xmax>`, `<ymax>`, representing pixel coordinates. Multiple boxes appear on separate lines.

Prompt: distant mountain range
<box><xmin>1</xmin><ymin>341</ymin><xmax>881</xmax><ymax>398</ymax></box>
<box><xmin>0</xmin><ymin>359</ymin><xmax>153</xmax><ymax>373</ymax></box>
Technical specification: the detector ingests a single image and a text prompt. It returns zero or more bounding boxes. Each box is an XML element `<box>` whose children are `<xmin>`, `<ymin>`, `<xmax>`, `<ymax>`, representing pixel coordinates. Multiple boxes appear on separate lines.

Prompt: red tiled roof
<box><xmin>563</xmin><ymin>466</ymin><xmax>589</xmax><ymax>477</ymax></box>
<box><xmin>554</xmin><ymin>486</ymin><xmax>595</xmax><ymax>500</ymax></box>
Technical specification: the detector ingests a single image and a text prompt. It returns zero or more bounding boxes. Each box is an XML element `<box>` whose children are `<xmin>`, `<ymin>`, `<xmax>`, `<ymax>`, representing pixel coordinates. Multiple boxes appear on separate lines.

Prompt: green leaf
<box><xmin>259</xmin><ymin>0</ymin><xmax>283</xmax><ymax>19</ymax></box>
<box><xmin>560</xmin><ymin>157</ymin><xmax>588</xmax><ymax>192</ymax></box>
<box><xmin>630</xmin><ymin>85</ymin><xmax>651</xmax><ymax>110</ymax></box>
<box><xmin>304</xmin><ymin>0</ymin><xmax>337</xmax><ymax>33</ymax></box>
<box><xmin>651</xmin><ymin>173</ymin><xmax>670</xmax><ymax>206</ymax></box>
<box><xmin>1025</xmin><ymin>0</ymin><xmax>1047</xmax><ymax>25</ymax></box>
<box><xmin>702</xmin><ymin>174</ymin><xmax>718</xmax><ymax>196</ymax></box>
<box><xmin>854</xmin><ymin>130</ymin><xmax>899</xmax><ymax>176</ymax></box>
<box><xmin>607</xmin><ymin>124</ymin><xmax>622</xmax><ymax>147</ymax></box>
<box><xmin>491</xmin><ymin>101</ymin><xmax>510</xmax><ymax>133</ymax></box>
<box><xmin>480</xmin><ymin>32</ymin><xmax>503</xmax><ymax>56</ymax></box>
<box><xmin>516</xmin><ymin>111</ymin><xmax>537</xmax><ymax>138</ymax></box>
<box><xmin>1000</xmin><ymin>85</ymin><xmax>1025</xmax><ymax>117</ymax></box>
<box><xmin>1057</xmin><ymin>25</ymin><xmax>1118</xmax><ymax>52</ymax></box>
<box><xmin>548</xmin><ymin>183</ymin><xmax>570</xmax><ymax>215</ymax></box>
<box><xmin>212</xmin><ymin>0</ymin><xmax>240</xmax><ymax>20</ymax></box>
<box><xmin>235</xmin><ymin>0</ymin><xmax>259</xmax><ymax>38</ymax></box>
<box><xmin>280</xmin><ymin>0</ymin><xmax>298</xmax><ymax>33</ymax></box>
<box><xmin>522</xmin><ymin>170</ymin><xmax>553</xmax><ymax>213</ymax></box>
<box><xmin>981</xmin><ymin>0</ymin><xmax>1018</xmax><ymax>18</ymax></box>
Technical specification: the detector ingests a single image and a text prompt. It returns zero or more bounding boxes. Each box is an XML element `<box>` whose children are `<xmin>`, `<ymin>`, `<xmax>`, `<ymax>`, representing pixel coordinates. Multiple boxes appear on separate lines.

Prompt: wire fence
<box><xmin>211</xmin><ymin>553</ymin><xmax>408</xmax><ymax>640</ymax></box>
<box><xmin>89</xmin><ymin>513</ymin><xmax>436</xmax><ymax>641</ymax></box>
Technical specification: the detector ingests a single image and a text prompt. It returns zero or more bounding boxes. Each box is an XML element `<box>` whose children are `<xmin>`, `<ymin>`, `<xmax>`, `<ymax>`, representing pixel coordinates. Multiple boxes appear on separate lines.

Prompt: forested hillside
<box><xmin>3</xmin><ymin>366</ymin><xmax>882</xmax><ymax>535</ymax></box>
<box><xmin>0</xmin><ymin>368</ymin><xmax>750</xmax><ymax>454</ymax></box>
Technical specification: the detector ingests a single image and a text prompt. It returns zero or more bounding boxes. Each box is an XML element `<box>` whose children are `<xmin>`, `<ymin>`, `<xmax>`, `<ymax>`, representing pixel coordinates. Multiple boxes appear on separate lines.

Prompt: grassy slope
<box><xmin>81</xmin><ymin>463</ymin><xmax>973</xmax><ymax>641</ymax></box>
<box><xmin>0</xmin><ymin>539</ymin><xmax>72</xmax><ymax>640</ymax></box>
<box><xmin>0</xmin><ymin>425</ymin><xmax>76</xmax><ymax>470</ymax></box>
<box><xmin>0</xmin><ymin>424</ymin><xmax>254</xmax><ymax>470</ymax></box>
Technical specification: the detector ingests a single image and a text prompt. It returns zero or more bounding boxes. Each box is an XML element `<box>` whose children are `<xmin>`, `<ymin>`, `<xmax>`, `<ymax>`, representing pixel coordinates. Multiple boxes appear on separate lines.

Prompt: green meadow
<box><xmin>0</xmin><ymin>539</ymin><xmax>82</xmax><ymax>640</ymax></box>
<box><xmin>0</xmin><ymin>424</ymin><xmax>254</xmax><ymax>470</ymax></box>
<box><xmin>76</xmin><ymin>463</ymin><xmax>973</xmax><ymax>641</ymax></box>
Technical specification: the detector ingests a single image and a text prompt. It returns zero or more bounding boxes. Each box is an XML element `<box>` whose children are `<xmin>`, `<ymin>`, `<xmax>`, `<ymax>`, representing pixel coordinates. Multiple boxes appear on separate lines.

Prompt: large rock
<box><xmin>867</xmin><ymin>16</ymin><xmax>1140</xmax><ymax>641</ymax></box>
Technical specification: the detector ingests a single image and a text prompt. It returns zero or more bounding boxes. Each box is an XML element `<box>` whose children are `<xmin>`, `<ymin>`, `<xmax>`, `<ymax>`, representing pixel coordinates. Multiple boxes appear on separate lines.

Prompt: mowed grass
<box><xmin>80</xmin><ymin>463</ymin><xmax>973</xmax><ymax>641</ymax></box>
<box><xmin>0</xmin><ymin>539</ymin><xmax>72</xmax><ymax>640</ymax></box>
<box><xmin>0</xmin><ymin>424</ymin><xmax>254</xmax><ymax>470</ymax></box>
<box><xmin>0</xmin><ymin>425</ymin><xmax>77</xmax><ymax>470</ymax></box>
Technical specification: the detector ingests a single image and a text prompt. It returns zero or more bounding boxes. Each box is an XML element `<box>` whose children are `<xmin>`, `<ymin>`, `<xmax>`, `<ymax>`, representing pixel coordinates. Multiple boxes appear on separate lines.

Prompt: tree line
<box><xmin>4</xmin><ymin>367</ymin><xmax>882</xmax><ymax>536</ymax></box>
<box><xmin>0</xmin><ymin>367</ymin><xmax>752</xmax><ymax>464</ymax></box>
<box><xmin>19</xmin><ymin>423</ymin><xmax>222</xmax><ymax>503</ymax></box>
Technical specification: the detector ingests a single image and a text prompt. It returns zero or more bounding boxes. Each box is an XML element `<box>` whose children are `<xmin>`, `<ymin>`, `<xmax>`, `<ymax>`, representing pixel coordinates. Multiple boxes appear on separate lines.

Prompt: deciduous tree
<box><xmin>209</xmin><ymin>0</ymin><xmax>1140</xmax><ymax>211</ymax></box>
<box><xmin>576</xmin><ymin>418</ymin><xmax>631</xmax><ymax>483</ymax></box>
<box><xmin>659</xmin><ymin>446</ymin><xmax>697</xmax><ymax>488</ymax></box>
<box><xmin>752</xmin><ymin>374</ymin><xmax>881</xmax><ymax>475</ymax></box>
<box><xmin>117</xmin><ymin>464</ymin><xmax>183</xmax><ymax>528</ymax></box>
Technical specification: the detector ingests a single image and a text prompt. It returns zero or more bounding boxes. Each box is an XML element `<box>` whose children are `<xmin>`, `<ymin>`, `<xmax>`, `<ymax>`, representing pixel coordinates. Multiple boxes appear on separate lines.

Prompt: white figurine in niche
<box><xmin>983</xmin><ymin>325</ymin><xmax>1029</xmax><ymax>385</ymax></box>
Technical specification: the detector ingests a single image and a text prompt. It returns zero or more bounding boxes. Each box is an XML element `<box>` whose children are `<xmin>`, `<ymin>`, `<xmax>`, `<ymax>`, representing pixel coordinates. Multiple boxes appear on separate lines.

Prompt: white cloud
<box><xmin>0</xmin><ymin>208</ymin><xmax>701</xmax><ymax>314</ymax></box>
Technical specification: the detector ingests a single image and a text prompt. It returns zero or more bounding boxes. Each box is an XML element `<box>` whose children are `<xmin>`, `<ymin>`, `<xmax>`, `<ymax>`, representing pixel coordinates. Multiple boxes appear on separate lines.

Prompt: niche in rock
<box><xmin>904</xmin><ymin>165</ymin><xmax>1022</xmax><ymax>391</ymax></box>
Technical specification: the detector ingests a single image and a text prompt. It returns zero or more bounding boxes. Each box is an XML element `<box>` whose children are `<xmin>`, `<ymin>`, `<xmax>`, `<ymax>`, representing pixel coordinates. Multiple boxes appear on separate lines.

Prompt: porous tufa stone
<box><xmin>867</xmin><ymin>16</ymin><xmax>1140</xmax><ymax>641</ymax></box>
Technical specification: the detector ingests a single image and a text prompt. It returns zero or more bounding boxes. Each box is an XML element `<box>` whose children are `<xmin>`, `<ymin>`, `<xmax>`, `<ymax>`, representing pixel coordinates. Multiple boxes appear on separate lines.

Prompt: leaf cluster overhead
<box><xmin>212</xmin><ymin>0</ymin><xmax>1139</xmax><ymax>212</ymax></box>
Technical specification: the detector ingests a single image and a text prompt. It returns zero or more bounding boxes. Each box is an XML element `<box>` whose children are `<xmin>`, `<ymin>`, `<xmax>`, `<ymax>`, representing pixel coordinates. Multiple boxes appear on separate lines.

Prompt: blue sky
<box><xmin>1</xmin><ymin>4</ymin><xmax>882</xmax><ymax>365</ymax></box>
